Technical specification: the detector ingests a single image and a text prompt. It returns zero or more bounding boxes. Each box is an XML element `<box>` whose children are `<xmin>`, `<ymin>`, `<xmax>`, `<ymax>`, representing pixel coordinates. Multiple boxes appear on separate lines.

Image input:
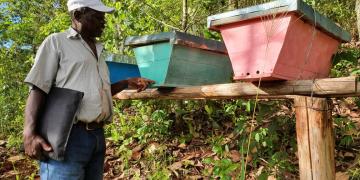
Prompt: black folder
<box><xmin>37</xmin><ymin>87</ymin><xmax>84</xmax><ymax>161</ymax></box>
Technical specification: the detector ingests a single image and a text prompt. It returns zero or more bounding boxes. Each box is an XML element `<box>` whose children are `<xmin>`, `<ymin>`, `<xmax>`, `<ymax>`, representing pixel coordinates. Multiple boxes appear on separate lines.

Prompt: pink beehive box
<box><xmin>207</xmin><ymin>0</ymin><xmax>351</xmax><ymax>81</ymax></box>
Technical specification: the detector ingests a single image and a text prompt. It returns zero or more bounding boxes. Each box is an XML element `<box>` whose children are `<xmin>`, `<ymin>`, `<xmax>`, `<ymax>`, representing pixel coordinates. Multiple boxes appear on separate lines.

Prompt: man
<box><xmin>23</xmin><ymin>0</ymin><xmax>154</xmax><ymax>179</ymax></box>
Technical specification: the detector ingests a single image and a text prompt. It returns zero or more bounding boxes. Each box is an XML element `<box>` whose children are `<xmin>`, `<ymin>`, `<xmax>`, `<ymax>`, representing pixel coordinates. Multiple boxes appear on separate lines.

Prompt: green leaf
<box><xmin>225</xmin><ymin>144</ymin><xmax>229</xmax><ymax>152</ymax></box>
<box><xmin>205</xmin><ymin>105</ymin><xmax>213</xmax><ymax>116</ymax></box>
<box><xmin>255</xmin><ymin>133</ymin><xmax>260</xmax><ymax>142</ymax></box>
<box><xmin>258</xmin><ymin>172</ymin><xmax>269</xmax><ymax>180</ymax></box>
<box><xmin>203</xmin><ymin>158</ymin><xmax>213</xmax><ymax>164</ymax></box>
<box><xmin>262</xmin><ymin>141</ymin><xmax>267</xmax><ymax>147</ymax></box>
<box><xmin>246</xmin><ymin>101</ymin><xmax>251</xmax><ymax>112</ymax></box>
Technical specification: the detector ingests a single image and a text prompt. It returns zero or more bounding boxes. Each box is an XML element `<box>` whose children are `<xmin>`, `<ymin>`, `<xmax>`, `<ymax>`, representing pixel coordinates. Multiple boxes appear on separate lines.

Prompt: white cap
<box><xmin>67</xmin><ymin>0</ymin><xmax>115</xmax><ymax>13</ymax></box>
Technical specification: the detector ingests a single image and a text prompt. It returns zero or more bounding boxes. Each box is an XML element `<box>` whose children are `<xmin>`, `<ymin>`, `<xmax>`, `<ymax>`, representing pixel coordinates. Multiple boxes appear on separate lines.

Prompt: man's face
<box><xmin>79</xmin><ymin>8</ymin><xmax>106</xmax><ymax>38</ymax></box>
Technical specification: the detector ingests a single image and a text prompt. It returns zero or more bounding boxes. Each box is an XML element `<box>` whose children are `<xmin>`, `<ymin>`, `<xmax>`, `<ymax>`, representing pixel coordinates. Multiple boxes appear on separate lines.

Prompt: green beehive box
<box><xmin>125</xmin><ymin>31</ymin><xmax>233</xmax><ymax>87</ymax></box>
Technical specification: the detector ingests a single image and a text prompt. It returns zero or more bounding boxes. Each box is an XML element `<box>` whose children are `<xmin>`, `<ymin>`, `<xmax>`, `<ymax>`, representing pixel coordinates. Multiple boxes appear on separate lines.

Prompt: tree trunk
<box><xmin>182</xmin><ymin>0</ymin><xmax>188</xmax><ymax>32</ymax></box>
<box><xmin>356</xmin><ymin>0</ymin><xmax>360</xmax><ymax>40</ymax></box>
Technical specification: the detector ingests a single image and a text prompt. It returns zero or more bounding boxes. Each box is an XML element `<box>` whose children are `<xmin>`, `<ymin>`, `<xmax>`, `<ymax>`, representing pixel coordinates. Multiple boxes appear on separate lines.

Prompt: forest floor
<box><xmin>1</xmin><ymin>98</ymin><xmax>360</xmax><ymax>180</ymax></box>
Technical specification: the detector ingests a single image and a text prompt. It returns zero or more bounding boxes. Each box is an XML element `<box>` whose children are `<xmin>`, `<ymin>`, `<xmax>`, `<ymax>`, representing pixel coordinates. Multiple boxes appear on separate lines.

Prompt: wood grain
<box><xmin>294</xmin><ymin>96</ymin><xmax>335</xmax><ymax>180</ymax></box>
<box><xmin>114</xmin><ymin>76</ymin><xmax>359</xmax><ymax>100</ymax></box>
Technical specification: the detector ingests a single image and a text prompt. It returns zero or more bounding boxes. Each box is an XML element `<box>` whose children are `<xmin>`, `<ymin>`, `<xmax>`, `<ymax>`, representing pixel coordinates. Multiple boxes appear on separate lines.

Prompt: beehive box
<box><xmin>103</xmin><ymin>54</ymin><xmax>140</xmax><ymax>84</ymax></box>
<box><xmin>125</xmin><ymin>31</ymin><xmax>233</xmax><ymax>87</ymax></box>
<box><xmin>207</xmin><ymin>0</ymin><xmax>351</xmax><ymax>81</ymax></box>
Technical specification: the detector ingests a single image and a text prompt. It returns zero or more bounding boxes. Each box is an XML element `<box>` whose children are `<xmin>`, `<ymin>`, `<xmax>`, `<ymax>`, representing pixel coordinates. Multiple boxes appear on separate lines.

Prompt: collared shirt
<box><xmin>25</xmin><ymin>27</ymin><xmax>113</xmax><ymax>123</ymax></box>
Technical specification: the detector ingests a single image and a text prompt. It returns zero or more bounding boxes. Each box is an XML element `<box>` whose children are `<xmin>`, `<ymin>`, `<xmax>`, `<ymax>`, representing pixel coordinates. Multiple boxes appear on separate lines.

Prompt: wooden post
<box><xmin>294</xmin><ymin>96</ymin><xmax>335</xmax><ymax>180</ymax></box>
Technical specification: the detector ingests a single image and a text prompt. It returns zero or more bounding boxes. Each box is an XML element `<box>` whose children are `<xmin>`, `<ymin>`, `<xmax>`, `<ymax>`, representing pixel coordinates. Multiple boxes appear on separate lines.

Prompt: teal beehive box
<box><xmin>125</xmin><ymin>31</ymin><xmax>233</xmax><ymax>87</ymax></box>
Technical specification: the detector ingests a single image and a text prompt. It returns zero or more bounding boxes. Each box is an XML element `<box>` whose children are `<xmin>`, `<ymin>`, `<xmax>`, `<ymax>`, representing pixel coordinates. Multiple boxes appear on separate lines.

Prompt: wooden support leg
<box><xmin>294</xmin><ymin>96</ymin><xmax>335</xmax><ymax>180</ymax></box>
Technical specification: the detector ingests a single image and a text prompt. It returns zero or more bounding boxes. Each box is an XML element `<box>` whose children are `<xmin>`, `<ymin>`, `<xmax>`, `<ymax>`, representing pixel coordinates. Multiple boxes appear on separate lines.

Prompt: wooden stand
<box><xmin>294</xmin><ymin>96</ymin><xmax>335</xmax><ymax>180</ymax></box>
<box><xmin>115</xmin><ymin>77</ymin><xmax>359</xmax><ymax>100</ymax></box>
<box><xmin>114</xmin><ymin>76</ymin><xmax>359</xmax><ymax>179</ymax></box>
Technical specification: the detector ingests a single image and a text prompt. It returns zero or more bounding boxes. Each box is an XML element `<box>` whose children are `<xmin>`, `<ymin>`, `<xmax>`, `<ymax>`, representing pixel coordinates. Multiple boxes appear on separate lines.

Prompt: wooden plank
<box><xmin>294</xmin><ymin>96</ymin><xmax>335</xmax><ymax>180</ymax></box>
<box><xmin>114</xmin><ymin>76</ymin><xmax>358</xmax><ymax>100</ymax></box>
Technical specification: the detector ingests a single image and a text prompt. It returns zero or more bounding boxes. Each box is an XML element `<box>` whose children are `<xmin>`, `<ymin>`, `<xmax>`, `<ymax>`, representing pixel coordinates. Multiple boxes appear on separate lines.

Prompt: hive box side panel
<box><xmin>164</xmin><ymin>45</ymin><xmax>233</xmax><ymax>87</ymax></box>
<box><xmin>274</xmin><ymin>14</ymin><xmax>341</xmax><ymax>80</ymax></box>
<box><xmin>133</xmin><ymin>43</ymin><xmax>173</xmax><ymax>86</ymax></box>
<box><xmin>106</xmin><ymin>62</ymin><xmax>140</xmax><ymax>84</ymax></box>
<box><xmin>219</xmin><ymin>16</ymin><xmax>290</xmax><ymax>80</ymax></box>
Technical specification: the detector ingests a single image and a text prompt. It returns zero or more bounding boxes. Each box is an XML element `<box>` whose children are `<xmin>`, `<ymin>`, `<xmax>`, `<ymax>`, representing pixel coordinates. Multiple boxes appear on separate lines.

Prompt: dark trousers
<box><xmin>40</xmin><ymin>125</ymin><xmax>105</xmax><ymax>180</ymax></box>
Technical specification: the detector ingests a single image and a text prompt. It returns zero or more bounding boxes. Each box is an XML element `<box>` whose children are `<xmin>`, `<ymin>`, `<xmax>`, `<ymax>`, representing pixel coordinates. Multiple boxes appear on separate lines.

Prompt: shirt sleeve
<box><xmin>24</xmin><ymin>34</ymin><xmax>59</xmax><ymax>94</ymax></box>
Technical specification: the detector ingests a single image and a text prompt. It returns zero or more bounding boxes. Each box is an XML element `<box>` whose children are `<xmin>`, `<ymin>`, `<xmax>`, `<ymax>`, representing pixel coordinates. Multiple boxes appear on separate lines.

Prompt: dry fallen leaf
<box><xmin>344</xmin><ymin>152</ymin><xmax>355</xmax><ymax>158</ymax></box>
<box><xmin>169</xmin><ymin>161</ymin><xmax>183</xmax><ymax>171</ymax></box>
<box><xmin>194</xmin><ymin>160</ymin><xmax>204</xmax><ymax>167</ymax></box>
<box><xmin>146</xmin><ymin>142</ymin><xmax>160</xmax><ymax>154</ymax></box>
<box><xmin>224</xmin><ymin>122</ymin><xmax>233</xmax><ymax>129</ymax></box>
<box><xmin>7</xmin><ymin>155</ymin><xmax>25</xmax><ymax>162</ymax></box>
<box><xmin>336</xmin><ymin>172</ymin><xmax>349</xmax><ymax>180</ymax></box>
<box><xmin>172</xmin><ymin>150</ymin><xmax>181</xmax><ymax>157</ymax></box>
<box><xmin>350</xmin><ymin>111</ymin><xmax>359</xmax><ymax>118</ymax></box>
<box><xmin>201</xmin><ymin>150</ymin><xmax>216</xmax><ymax>158</ymax></box>
<box><xmin>0</xmin><ymin>140</ymin><xmax>6</xmax><ymax>146</ymax></box>
<box><xmin>255</xmin><ymin>166</ymin><xmax>264</xmax><ymax>177</ymax></box>
<box><xmin>132</xmin><ymin>144</ymin><xmax>143</xmax><ymax>153</ymax></box>
<box><xmin>229</xmin><ymin>150</ymin><xmax>241</xmax><ymax>162</ymax></box>
<box><xmin>182</xmin><ymin>152</ymin><xmax>200</xmax><ymax>161</ymax></box>
<box><xmin>182</xmin><ymin>160</ymin><xmax>195</xmax><ymax>167</ymax></box>
<box><xmin>131</xmin><ymin>151</ymin><xmax>142</xmax><ymax>161</ymax></box>
<box><xmin>251</xmin><ymin>147</ymin><xmax>258</xmax><ymax>153</ymax></box>
<box><xmin>185</xmin><ymin>175</ymin><xmax>203</xmax><ymax>180</ymax></box>
<box><xmin>246</xmin><ymin>155</ymin><xmax>253</xmax><ymax>163</ymax></box>
<box><xmin>2</xmin><ymin>170</ymin><xmax>20</xmax><ymax>178</ymax></box>
<box><xmin>178</xmin><ymin>143</ymin><xmax>187</xmax><ymax>149</ymax></box>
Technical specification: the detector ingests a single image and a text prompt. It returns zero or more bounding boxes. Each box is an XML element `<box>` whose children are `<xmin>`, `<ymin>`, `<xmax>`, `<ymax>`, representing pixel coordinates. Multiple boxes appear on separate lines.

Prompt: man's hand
<box><xmin>24</xmin><ymin>86</ymin><xmax>52</xmax><ymax>160</ymax></box>
<box><xmin>127</xmin><ymin>78</ymin><xmax>155</xmax><ymax>92</ymax></box>
<box><xmin>23</xmin><ymin>133</ymin><xmax>52</xmax><ymax>159</ymax></box>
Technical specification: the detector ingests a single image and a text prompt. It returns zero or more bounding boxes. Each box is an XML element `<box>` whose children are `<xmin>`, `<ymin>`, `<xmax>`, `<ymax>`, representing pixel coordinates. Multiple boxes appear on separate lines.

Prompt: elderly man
<box><xmin>23</xmin><ymin>0</ymin><xmax>153</xmax><ymax>179</ymax></box>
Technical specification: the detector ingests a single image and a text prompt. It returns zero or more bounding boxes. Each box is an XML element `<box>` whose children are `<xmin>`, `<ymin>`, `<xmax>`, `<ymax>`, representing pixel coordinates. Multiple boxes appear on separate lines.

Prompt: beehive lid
<box><xmin>207</xmin><ymin>0</ymin><xmax>351</xmax><ymax>42</ymax></box>
<box><xmin>125</xmin><ymin>31</ymin><xmax>228</xmax><ymax>54</ymax></box>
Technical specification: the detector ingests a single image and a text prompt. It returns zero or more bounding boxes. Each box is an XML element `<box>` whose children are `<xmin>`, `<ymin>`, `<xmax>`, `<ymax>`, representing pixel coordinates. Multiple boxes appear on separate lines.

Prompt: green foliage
<box><xmin>304</xmin><ymin>0</ymin><xmax>357</xmax><ymax>35</ymax></box>
<box><xmin>331</xmin><ymin>48</ymin><xmax>360</xmax><ymax>77</ymax></box>
<box><xmin>104</xmin><ymin>98</ymin><xmax>298</xmax><ymax>178</ymax></box>
<box><xmin>208</xmin><ymin>135</ymin><xmax>227</xmax><ymax>157</ymax></box>
<box><xmin>136</xmin><ymin>110</ymin><xmax>173</xmax><ymax>143</ymax></box>
<box><xmin>105</xmin><ymin>100</ymin><xmax>173</xmax><ymax>144</ymax></box>
<box><xmin>203</xmin><ymin>158</ymin><xmax>240</xmax><ymax>180</ymax></box>
<box><xmin>0</xmin><ymin>47</ymin><xmax>32</xmax><ymax>143</ymax></box>
<box><xmin>0</xmin><ymin>0</ymin><xmax>70</xmax><ymax>142</ymax></box>
<box><xmin>254</xmin><ymin>128</ymin><xmax>269</xmax><ymax>147</ymax></box>
<box><xmin>148</xmin><ymin>167</ymin><xmax>171</xmax><ymax>180</ymax></box>
<box><xmin>115</xmin><ymin>137</ymin><xmax>134</xmax><ymax>169</ymax></box>
<box><xmin>268</xmin><ymin>152</ymin><xmax>294</xmax><ymax>177</ymax></box>
<box><xmin>334</xmin><ymin>117</ymin><xmax>358</xmax><ymax>147</ymax></box>
<box><xmin>349</xmin><ymin>160</ymin><xmax>360</xmax><ymax>180</ymax></box>
<box><xmin>355</xmin><ymin>97</ymin><xmax>360</xmax><ymax>108</ymax></box>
